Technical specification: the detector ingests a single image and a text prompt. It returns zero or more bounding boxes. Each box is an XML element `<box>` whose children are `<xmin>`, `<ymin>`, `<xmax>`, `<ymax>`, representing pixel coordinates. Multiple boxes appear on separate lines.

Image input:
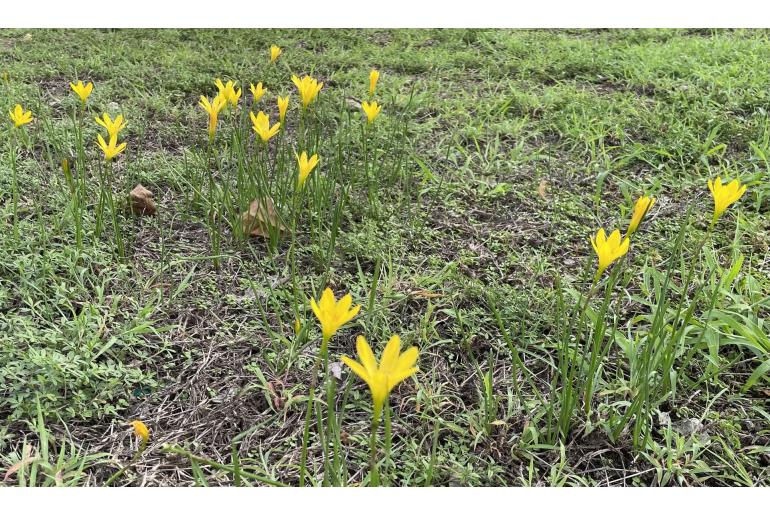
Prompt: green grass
<box><xmin>1</xmin><ymin>28</ymin><xmax>769</xmax><ymax>486</ymax></box>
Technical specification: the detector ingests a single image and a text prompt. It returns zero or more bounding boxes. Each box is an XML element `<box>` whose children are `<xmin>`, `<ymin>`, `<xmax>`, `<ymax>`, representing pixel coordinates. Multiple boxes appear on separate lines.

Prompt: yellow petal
<box><xmin>356</xmin><ymin>335</ymin><xmax>378</xmax><ymax>376</ymax></box>
<box><xmin>341</xmin><ymin>355</ymin><xmax>370</xmax><ymax>384</ymax></box>
<box><xmin>379</xmin><ymin>335</ymin><xmax>402</xmax><ymax>373</ymax></box>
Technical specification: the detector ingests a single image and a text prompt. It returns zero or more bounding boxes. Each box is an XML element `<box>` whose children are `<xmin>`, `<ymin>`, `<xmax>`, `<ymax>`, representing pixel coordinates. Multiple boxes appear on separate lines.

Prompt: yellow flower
<box><xmin>9</xmin><ymin>104</ymin><xmax>33</xmax><ymax>127</ymax></box>
<box><xmin>70</xmin><ymin>80</ymin><xmax>94</xmax><ymax>104</ymax></box>
<box><xmin>708</xmin><ymin>176</ymin><xmax>747</xmax><ymax>225</ymax></box>
<box><xmin>97</xmin><ymin>133</ymin><xmax>127</xmax><ymax>161</ymax></box>
<box><xmin>277</xmin><ymin>95</ymin><xmax>290</xmax><ymax>123</ymax></box>
<box><xmin>294</xmin><ymin>318</ymin><xmax>302</xmax><ymax>335</ymax></box>
<box><xmin>296</xmin><ymin>151</ymin><xmax>319</xmax><ymax>189</ymax></box>
<box><xmin>270</xmin><ymin>45</ymin><xmax>282</xmax><ymax>63</ymax></box>
<box><xmin>94</xmin><ymin>113</ymin><xmax>126</xmax><ymax>139</ymax></box>
<box><xmin>627</xmin><ymin>195</ymin><xmax>655</xmax><ymax>235</ymax></box>
<box><xmin>249</xmin><ymin>111</ymin><xmax>280</xmax><ymax>142</ymax></box>
<box><xmin>310</xmin><ymin>288</ymin><xmax>361</xmax><ymax>345</ymax></box>
<box><xmin>591</xmin><ymin>228</ymin><xmax>630</xmax><ymax>277</ymax></box>
<box><xmin>369</xmin><ymin>69</ymin><xmax>380</xmax><ymax>96</ymax></box>
<box><xmin>215</xmin><ymin>79</ymin><xmax>242</xmax><ymax>107</ymax></box>
<box><xmin>361</xmin><ymin>101</ymin><xmax>382</xmax><ymax>124</ymax></box>
<box><xmin>250</xmin><ymin>82</ymin><xmax>267</xmax><ymax>102</ymax></box>
<box><xmin>199</xmin><ymin>94</ymin><xmax>227</xmax><ymax>140</ymax></box>
<box><xmin>291</xmin><ymin>75</ymin><xmax>324</xmax><ymax>109</ymax></box>
<box><xmin>130</xmin><ymin>420</ymin><xmax>150</xmax><ymax>445</ymax></box>
<box><xmin>341</xmin><ymin>335</ymin><xmax>418</xmax><ymax>422</ymax></box>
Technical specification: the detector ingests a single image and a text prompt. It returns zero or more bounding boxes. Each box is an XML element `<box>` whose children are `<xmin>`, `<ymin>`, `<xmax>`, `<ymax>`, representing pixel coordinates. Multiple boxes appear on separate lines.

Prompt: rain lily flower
<box><xmin>310</xmin><ymin>288</ymin><xmax>361</xmax><ymax>347</ymax></box>
<box><xmin>95</xmin><ymin>113</ymin><xmax>126</xmax><ymax>139</ymax></box>
<box><xmin>277</xmin><ymin>95</ymin><xmax>290</xmax><ymax>123</ymax></box>
<box><xmin>250</xmin><ymin>82</ymin><xmax>267</xmax><ymax>102</ymax></box>
<box><xmin>708</xmin><ymin>176</ymin><xmax>747</xmax><ymax>225</ymax></box>
<box><xmin>291</xmin><ymin>75</ymin><xmax>324</xmax><ymax>109</ymax></box>
<box><xmin>215</xmin><ymin>79</ymin><xmax>242</xmax><ymax>107</ymax></box>
<box><xmin>131</xmin><ymin>420</ymin><xmax>150</xmax><ymax>446</ymax></box>
<box><xmin>70</xmin><ymin>80</ymin><xmax>94</xmax><ymax>105</ymax></box>
<box><xmin>199</xmin><ymin>94</ymin><xmax>227</xmax><ymax>141</ymax></box>
<box><xmin>361</xmin><ymin>101</ymin><xmax>382</xmax><ymax>124</ymax></box>
<box><xmin>369</xmin><ymin>69</ymin><xmax>379</xmax><ymax>96</ymax></box>
<box><xmin>627</xmin><ymin>195</ymin><xmax>655</xmax><ymax>236</ymax></box>
<box><xmin>97</xmin><ymin>133</ymin><xmax>127</xmax><ymax>161</ymax></box>
<box><xmin>270</xmin><ymin>45</ymin><xmax>282</xmax><ymax>62</ymax></box>
<box><xmin>9</xmin><ymin>104</ymin><xmax>33</xmax><ymax>127</ymax></box>
<box><xmin>591</xmin><ymin>228</ymin><xmax>630</xmax><ymax>278</ymax></box>
<box><xmin>341</xmin><ymin>335</ymin><xmax>419</xmax><ymax>422</ymax></box>
<box><xmin>296</xmin><ymin>151</ymin><xmax>319</xmax><ymax>189</ymax></box>
<box><xmin>249</xmin><ymin>111</ymin><xmax>280</xmax><ymax>142</ymax></box>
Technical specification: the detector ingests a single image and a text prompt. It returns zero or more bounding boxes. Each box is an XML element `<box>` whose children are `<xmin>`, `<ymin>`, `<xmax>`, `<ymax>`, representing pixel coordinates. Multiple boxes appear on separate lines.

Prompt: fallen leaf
<box><xmin>672</xmin><ymin>418</ymin><xmax>703</xmax><ymax>436</ymax></box>
<box><xmin>3</xmin><ymin>446</ymin><xmax>36</xmax><ymax>482</ymax></box>
<box><xmin>537</xmin><ymin>179</ymin><xmax>548</xmax><ymax>200</ymax></box>
<box><xmin>241</xmin><ymin>197</ymin><xmax>287</xmax><ymax>238</ymax></box>
<box><xmin>267</xmin><ymin>381</ymin><xmax>282</xmax><ymax>409</ymax></box>
<box><xmin>129</xmin><ymin>184</ymin><xmax>156</xmax><ymax>216</ymax></box>
<box><xmin>330</xmin><ymin>362</ymin><xmax>343</xmax><ymax>380</ymax></box>
<box><xmin>410</xmin><ymin>289</ymin><xmax>441</xmax><ymax>299</ymax></box>
<box><xmin>345</xmin><ymin>96</ymin><xmax>362</xmax><ymax>110</ymax></box>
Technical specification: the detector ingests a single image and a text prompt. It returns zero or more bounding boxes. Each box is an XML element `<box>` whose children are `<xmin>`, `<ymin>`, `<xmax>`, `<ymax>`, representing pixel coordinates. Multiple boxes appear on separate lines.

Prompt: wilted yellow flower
<box><xmin>277</xmin><ymin>95</ymin><xmax>290</xmax><ymax>123</ymax></box>
<box><xmin>61</xmin><ymin>158</ymin><xmax>71</xmax><ymax>181</ymax></box>
<box><xmin>249</xmin><ymin>111</ymin><xmax>280</xmax><ymax>142</ymax></box>
<box><xmin>294</xmin><ymin>318</ymin><xmax>302</xmax><ymax>335</ymax></box>
<box><xmin>369</xmin><ymin>69</ymin><xmax>380</xmax><ymax>96</ymax></box>
<box><xmin>627</xmin><ymin>195</ymin><xmax>655</xmax><ymax>235</ymax></box>
<box><xmin>97</xmin><ymin>133</ymin><xmax>127</xmax><ymax>161</ymax></box>
<box><xmin>215</xmin><ymin>79</ymin><xmax>242</xmax><ymax>107</ymax></box>
<box><xmin>270</xmin><ymin>45</ymin><xmax>282</xmax><ymax>63</ymax></box>
<box><xmin>591</xmin><ymin>228</ymin><xmax>630</xmax><ymax>277</ymax></box>
<box><xmin>296</xmin><ymin>151</ymin><xmax>319</xmax><ymax>189</ymax></box>
<box><xmin>70</xmin><ymin>80</ymin><xmax>94</xmax><ymax>105</ymax></box>
<box><xmin>291</xmin><ymin>75</ymin><xmax>324</xmax><ymax>109</ymax></box>
<box><xmin>131</xmin><ymin>420</ymin><xmax>150</xmax><ymax>446</ymax></box>
<box><xmin>708</xmin><ymin>176</ymin><xmax>747</xmax><ymax>225</ymax></box>
<box><xmin>341</xmin><ymin>335</ymin><xmax>418</xmax><ymax>422</ymax></box>
<box><xmin>361</xmin><ymin>101</ymin><xmax>382</xmax><ymax>124</ymax></box>
<box><xmin>9</xmin><ymin>104</ymin><xmax>33</xmax><ymax>127</ymax></box>
<box><xmin>95</xmin><ymin>113</ymin><xmax>126</xmax><ymax>139</ymax></box>
<box><xmin>250</xmin><ymin>82</ymin><xmax>267</xmax><ymax>102</ymax></box>
<box><xmin>310</xmin><ymin>288</ymin><xmax>361</xmax><ymax>346</ymax></box>
<box><xmin>199</xmin><ymin>94</ymin><xmax>227</xmax><ymax>141</ymax></box>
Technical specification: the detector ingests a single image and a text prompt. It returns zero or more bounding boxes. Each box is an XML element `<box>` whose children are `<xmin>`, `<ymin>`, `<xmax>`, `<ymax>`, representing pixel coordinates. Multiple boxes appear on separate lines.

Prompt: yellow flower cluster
<box><xmin>362</xmin><ymin>69</ymin><xmax>382</xmax><ymax>124</ymax></box>
<box><xmin>95</xmin><ymin>112</ymin><xmax>127</xmax><ymax>161</ymax></box>
<box><xmin>591</xmin><ymin>179</ymin><xmax>748</xmax><ymax>278</ymax></box>
<box><xmin>309</xmin><ymin>288</ymin><xmax>418</xmax><ymax>424</ymax></box>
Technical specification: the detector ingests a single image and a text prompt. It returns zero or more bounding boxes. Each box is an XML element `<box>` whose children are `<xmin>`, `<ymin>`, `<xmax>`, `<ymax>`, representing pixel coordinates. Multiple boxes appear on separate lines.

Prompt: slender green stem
<box><xmin>9</xmin><ymin>128</ymin><xmax>19</xmax><ymax>241</ymax></box>
<box><xmin>369</xmin><ymin>415</ymin><xmax>380</xmax><ymax>487</ymax></box>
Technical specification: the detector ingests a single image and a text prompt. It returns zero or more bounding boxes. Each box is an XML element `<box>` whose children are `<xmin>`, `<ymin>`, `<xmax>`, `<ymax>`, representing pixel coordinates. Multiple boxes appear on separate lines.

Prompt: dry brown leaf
<box><xmin>410</xmin><ymin>289</ymin><xmax>441</xmax><ymax>299</ymax></box>
<box><xmin>266</xmin><ymin>381</ymin><xmax>282</xmax><ymax>409</ymax></box>
<box><xmin>129</xmin><ymin>184</ymin><xmax>156</xmax><ymax>216</ymax></box>
<box><xmin>241</xmin><ymin>197</ymin><xmax>287</xmax><ymax>238</ymax></box>
<box><xmin>3</xmin><ymin>447</ymin><xmax>36</xmax><ymax>482</ymax></box>
<box><xmin>537</xmin><ymin>179</ymin><xmax>548</xmax><ymax>200</ymax></box>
